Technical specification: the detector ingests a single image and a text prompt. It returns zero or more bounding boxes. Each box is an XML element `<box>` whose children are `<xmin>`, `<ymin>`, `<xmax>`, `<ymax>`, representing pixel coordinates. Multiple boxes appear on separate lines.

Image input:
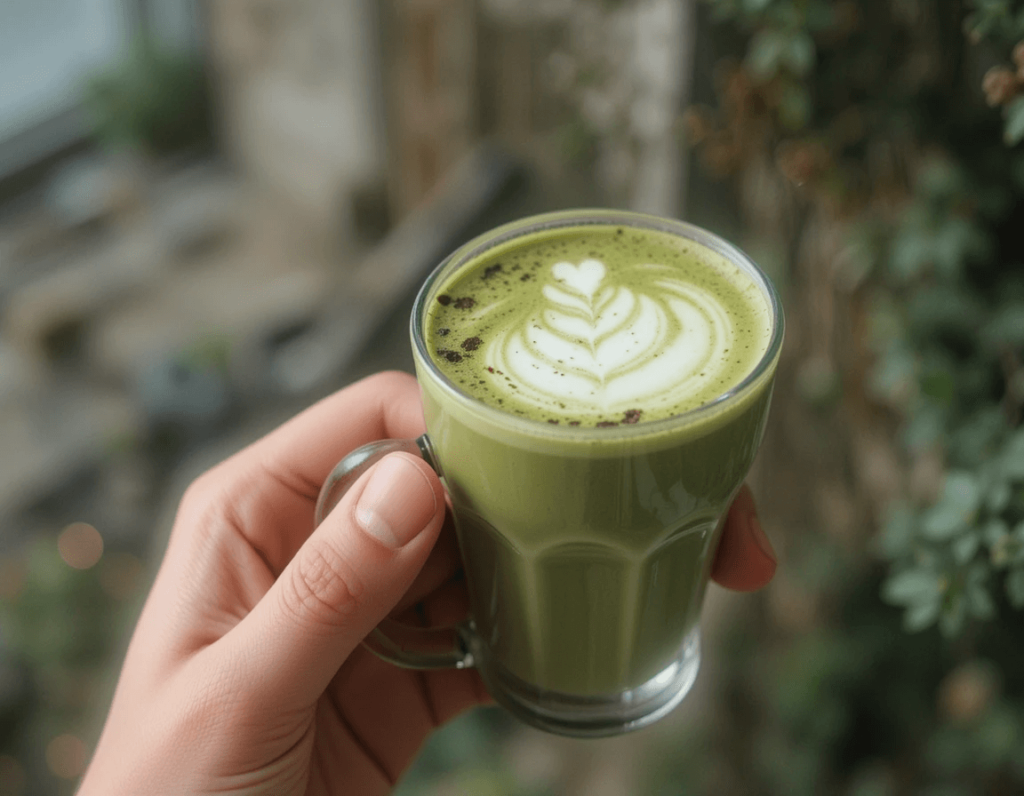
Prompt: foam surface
<box><xmin>425</xmin><ymin>225</ymin><xmax>771</xmax><ymax>426</ymax></box>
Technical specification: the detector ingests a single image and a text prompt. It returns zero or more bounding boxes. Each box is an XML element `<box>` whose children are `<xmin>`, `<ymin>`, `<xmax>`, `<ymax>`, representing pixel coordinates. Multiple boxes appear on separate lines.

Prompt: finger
<box><xmin>710</xmin><ymin>484</ymin><xmax>777</xmax><ymax>592</ymax></box>
<box><xmin>223</xmin><ymin>452</ymin><xmax>446</xmax><ymax>709</ymax></box>
<box><xmin>326</xmin><ymin>581</ymin><xmax>489</xmax><ymax>783</ymax></box>
<box><xmin>177</xmin><ymin>371</ymin><xmax>429</xmax><ymax>576</ymax></box>
<box><xmin>391</xmin><ymin>516</ymin><xmax>461</xmax><ymax>617</ymax></box>
<box><xmin>252</xmin><ymin>370</ymin><xmax>428</xmax><ymax>493</ymax></box>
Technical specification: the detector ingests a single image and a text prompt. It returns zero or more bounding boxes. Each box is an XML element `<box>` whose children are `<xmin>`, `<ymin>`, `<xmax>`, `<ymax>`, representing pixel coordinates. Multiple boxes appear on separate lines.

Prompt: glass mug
<box><xmin>315</xmin><ymin>210</ymin><xmax>784</xmax><ymax>737</ymax></box>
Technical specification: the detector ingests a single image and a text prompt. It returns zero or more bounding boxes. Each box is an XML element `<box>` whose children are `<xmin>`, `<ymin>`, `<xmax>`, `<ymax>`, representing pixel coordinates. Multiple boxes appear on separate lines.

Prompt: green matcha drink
<box><xmin>425</xmin><ymin>225</ymin><xmax>769</xmax><ymax>425</ymax></box>
<box><xmin>410</xmin><ymin>212</ymin><xmax>781</xmax><ymax>701</ymax></box>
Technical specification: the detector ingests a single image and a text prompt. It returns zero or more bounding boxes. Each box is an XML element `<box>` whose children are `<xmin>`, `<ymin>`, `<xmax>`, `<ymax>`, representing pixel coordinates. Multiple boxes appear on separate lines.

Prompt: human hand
<box><xmin>79</xmin><ymin>371</ymin><xmax>776</xmax><ymax>796</ymax></box>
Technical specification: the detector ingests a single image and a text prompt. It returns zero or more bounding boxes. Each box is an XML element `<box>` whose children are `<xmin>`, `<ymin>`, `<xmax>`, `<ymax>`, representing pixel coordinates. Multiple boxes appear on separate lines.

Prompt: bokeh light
<box><xmin>44</xmin><ymin>734</ymin><xmax>88</xmax><ymax>780</ymax></box>
<box><xmin>57</xmin><ymin>523</ymin><xmax>104</xmax><ymax>570</ymax></box>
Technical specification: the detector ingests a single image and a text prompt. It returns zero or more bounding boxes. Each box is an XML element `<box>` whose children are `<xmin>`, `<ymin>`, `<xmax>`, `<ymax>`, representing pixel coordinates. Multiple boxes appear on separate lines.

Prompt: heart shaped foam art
<box><xmin>484</xmin><ymin>256</ymin><xmax>736</xmax><ymax>419</ymax></box>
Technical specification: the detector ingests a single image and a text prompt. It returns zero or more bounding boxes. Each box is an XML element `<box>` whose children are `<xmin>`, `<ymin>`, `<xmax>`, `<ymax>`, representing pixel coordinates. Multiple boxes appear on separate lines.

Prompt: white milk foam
<box><xmin>484</xmin><ymin>258</ymin><xmax>739</xmax><ymax>416</ymax></box>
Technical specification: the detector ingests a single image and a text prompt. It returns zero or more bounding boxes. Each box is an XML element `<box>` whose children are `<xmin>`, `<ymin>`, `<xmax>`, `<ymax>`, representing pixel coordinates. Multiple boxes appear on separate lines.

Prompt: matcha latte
<box><xmin>290</xmin><ymin>209</ymin><xmax>789</xmax><ymax>738</ymax></box>
<box><xmin>424</xmin><ymin>225</ymin><xmax>771</xmax><ymax>426</ymax></box>
<box><xmin>403</xmin><ymin>211</ymin><xmax>782</xmax><ymax>726</ymax></box>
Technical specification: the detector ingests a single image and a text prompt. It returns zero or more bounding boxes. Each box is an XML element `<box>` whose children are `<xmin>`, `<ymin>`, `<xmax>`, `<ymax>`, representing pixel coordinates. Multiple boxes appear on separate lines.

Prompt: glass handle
<box><xmin>315</xmin><ymin>434</ymin><xmax>475</xmax><ymax>670</ymax></box>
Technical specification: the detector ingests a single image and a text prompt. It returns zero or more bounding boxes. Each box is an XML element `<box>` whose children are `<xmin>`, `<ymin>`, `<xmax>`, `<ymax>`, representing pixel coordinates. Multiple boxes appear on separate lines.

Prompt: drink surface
<box><xmin>425</xmin><ymin>224</ymin><xmax>772</xmax><ymax>426</ymax></box>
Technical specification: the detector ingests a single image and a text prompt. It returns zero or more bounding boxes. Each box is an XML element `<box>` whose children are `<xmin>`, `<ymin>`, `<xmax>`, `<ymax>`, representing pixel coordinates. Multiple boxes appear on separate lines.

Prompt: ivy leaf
<box><xmin>919</xmin><ymin>361</ymin><xmax>956</xmax><ymax>406</ymax></box>
<box><xmin>1000</xmin><ymin>430</ymin><xmax>1024</xmax><ymax>479</ymax></box>
<box><xmin>921</xmin><ymin>471</ymin><xmax>982</xmax><ymax>540</ymax></box>
<box><xmin>987</xmin><ymin>480</ymin><xmax>1012</xmax><ymax>513</ymax></box>
<box><xmin>951</xmin><ymin>409</ymin><xmax>1008</xmax><ymax>467</ymax></box>
<box><xmin>952</xmin><ymin>429</ymin><xmax>995</xmax><ymax>470</ymax></box>
<box><xmin>882</xmin><ymin>568</ymin><xmax>944</xmax><ymax>606</ymax></box>
<box><xmin>869</xmin><ymin>346</ymin><xmax>916</xmax><ymax>405</ymax></box>
<box><xmin>889</xmin><ymin>229</ymin><xmax>934</xmax><ymax>280</ymax></box>
<box><xmin>907</xmin><ymin>285</ymin><xmax>984</xmax><ymax>341</ymax></box>
<box><xmin>953</xmin><ymin>532</ymin><xmax>982</xmax><ymax>565</ymax></box>
<box><xmin>1006</xmin><ymin>568</ymin><xmax>1024</xmax><ymax>609</ymax></box>
<box><xmin>1004</xmin><ymin>96</ymin><xmax>1024</xmax><ymax>146</ymax></box>
<box><xmin>967</xmin><ymin>584</ymin><xmax>996</xmax><ymax>619</ymax></box>
<box><xmin>784</xmin><ymin>32</ymin><xmax>815</xmax><ymax>76</ymax></box>
<box><xmin>878</xmin><ymin>501</ymin><xmax>916</xmax><ymax>558</ymax></box>
<box><xmin>933</xmin><ymin>217</ymin><xmax>991</xmax><ymax>278</ymax></box>
<box><xmin>917</xmin><ymin>159</ymin><xmax>964</xmax><ymax>200</ymax></box>
<box><xmin>903</xmin><ymin>404</ymin><xmax>946</xmax><ymax>453</ymax></box>
<box><xmin>983</xmin><ymin>518</ymin><xmax>1010</xmax><ymax>547</ymax></box>
<box><xmin>747</xmin><ymin>29</ymin><xmax>789</xmax><ymax>79</ymax></box>
<box><xmin>988</xmin><ymin>519</ymin><xmax>1014</xmax><ymax>568</ymax></box>
<box><xmin>981</xmin><ymin>302</ymin><xmax>1024</xmax><ymax>351</ymax></box>
<box><xmin>904</xmin><ymin>599</ymin><xmax>942</xmax><ymax>632</ymax></box>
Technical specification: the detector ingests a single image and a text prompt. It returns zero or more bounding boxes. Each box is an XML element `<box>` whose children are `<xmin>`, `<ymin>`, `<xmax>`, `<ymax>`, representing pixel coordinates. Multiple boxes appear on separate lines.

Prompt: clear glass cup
<box><xmin>316</xmin><ymin>209</ymin><xmax>784</xmax><ymax>737</ymax></box>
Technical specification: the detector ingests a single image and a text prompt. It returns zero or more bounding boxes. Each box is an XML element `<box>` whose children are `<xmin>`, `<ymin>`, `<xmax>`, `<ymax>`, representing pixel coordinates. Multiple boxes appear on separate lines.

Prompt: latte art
<box><xmin>426</xmin><ymin>225</ymin><xmax>771</xmax><ymax>426</ymax></box>
<box><xmin>488</xmin><ymin>259</ymin><xmax>734</xmax><ymax>417</ymax></box>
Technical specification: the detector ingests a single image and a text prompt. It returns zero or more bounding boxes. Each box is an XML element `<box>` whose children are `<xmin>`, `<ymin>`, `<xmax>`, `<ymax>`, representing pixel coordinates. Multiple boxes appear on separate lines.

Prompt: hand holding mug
<box><xmin>79</xmin><ymin>371</ymin><xmax>776</xmax><ymax>796</ymax></box>
<box><xmin>335</xmin><ymin>210</ymin><xmax>783</xmax><ymax>736</ymax></box>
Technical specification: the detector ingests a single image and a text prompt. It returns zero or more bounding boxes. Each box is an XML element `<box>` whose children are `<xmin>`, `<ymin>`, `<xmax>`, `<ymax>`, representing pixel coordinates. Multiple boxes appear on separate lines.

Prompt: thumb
<box><xmin>227</xmin><ymin>452</ymin><xmax>445</xmax><ymax>709</ymax></box>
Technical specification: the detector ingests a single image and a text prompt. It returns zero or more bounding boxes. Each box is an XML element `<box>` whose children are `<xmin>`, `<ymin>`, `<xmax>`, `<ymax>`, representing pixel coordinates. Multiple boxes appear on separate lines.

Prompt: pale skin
<box><xmin>78</xmin><ymin>371</ymin><xmax>777</xmax><ymax>796</ymax></box>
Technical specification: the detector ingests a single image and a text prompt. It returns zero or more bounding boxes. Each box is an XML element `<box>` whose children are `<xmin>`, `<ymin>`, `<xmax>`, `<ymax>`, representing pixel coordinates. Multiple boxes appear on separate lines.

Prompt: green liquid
<box><xmin>415</xmin><ymin>221</ymin><xmax>780</xmax><ymax>696</ymax></box>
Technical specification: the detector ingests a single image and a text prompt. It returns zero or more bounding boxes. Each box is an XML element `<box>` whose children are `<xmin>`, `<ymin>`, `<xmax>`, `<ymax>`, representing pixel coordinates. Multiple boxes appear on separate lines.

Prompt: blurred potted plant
<box><xmin>83</xmin><ymin>38</ymin><xmax>213</xmax><ymax>160</ymax></box>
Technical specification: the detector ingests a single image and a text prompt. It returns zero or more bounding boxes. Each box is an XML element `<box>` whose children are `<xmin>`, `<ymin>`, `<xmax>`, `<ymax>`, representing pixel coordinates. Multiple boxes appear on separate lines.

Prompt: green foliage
<box><xmin>870</xmin><ymin>158</ymin><xmax>1024</xmax><ymax>635</ymax></box>
<box><xmin>644</xmin><ymin>540</ymin><xmax>1024</xmax><ymax>795</ymax></box>
<box><xmin>701</xmin><ymin>0</ymin><xmax>1024</xmax><ymax>639</ymax></box>
<box><xmin>746</xmin><ymin>28</ymin><xmax>815</xmax><ymax>80</ymax></box>
<box><xmin>965</xmin><ymin>0</ymin><xmax>1024</xmax><ymax>44</ymax></box>
<box><xmin>1004</xmin><ymin>96</ymin><xmax>1024</xmax><ymax>144</ymax></box>
<box><xmin>684</xmin><ymin>0</ymin><xmax>1024</xmax><ymax>791</ymax></box>
<box><xmin>83</xmin><ymin>40</ymin><xmax>213</xmax><ymax>156</ymax></box>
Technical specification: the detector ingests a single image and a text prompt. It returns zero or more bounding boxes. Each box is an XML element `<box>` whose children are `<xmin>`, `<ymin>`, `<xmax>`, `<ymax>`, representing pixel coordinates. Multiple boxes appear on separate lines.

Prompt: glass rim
<box><xmin>409</xmin><ymin>209</ymin><xmax>785</xmax><ymax>441</ymax></box>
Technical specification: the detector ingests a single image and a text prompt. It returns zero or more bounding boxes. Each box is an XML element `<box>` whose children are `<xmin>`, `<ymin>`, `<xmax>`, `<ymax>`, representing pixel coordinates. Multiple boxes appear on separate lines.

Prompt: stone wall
<box><xmin>380</xmin><ymin>0</ymin><xmax>479</xmax><ymax>217</ymax></box>
<box><xmin>207</xmin><ymin>0</ymin><xmax>387</xmax><ymax>247</ymax></box>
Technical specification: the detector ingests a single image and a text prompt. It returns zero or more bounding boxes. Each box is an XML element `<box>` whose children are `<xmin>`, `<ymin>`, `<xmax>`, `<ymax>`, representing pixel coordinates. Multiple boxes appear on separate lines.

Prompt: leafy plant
<box><xmin>692</xmin><ymin>0</ymin><xmax>1024</xmax><ymax>638</ymax></box>
<box><xmin>661</xmin><ymin>0</ymin><xmax>1024</xmax><ymax>792</ymax></box>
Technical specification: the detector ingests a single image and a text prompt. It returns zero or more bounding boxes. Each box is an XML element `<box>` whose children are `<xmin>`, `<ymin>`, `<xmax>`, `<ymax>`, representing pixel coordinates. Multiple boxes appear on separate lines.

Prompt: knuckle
<box><xmin>180</xmin><ymin>470</ymin><xmax>217</xmax><ymax>513</ymax></box>
<box><xmin>179</xmin><ymin>465</ymin><xmax>235</xmax><ymax>522</ymax></box>
<box><xmin>176</xmin><ymin>470</ymin><xmax>248</xmax><ymax>547</ymax></box>
<box><xmin>282</xmin><ymin>539</ymin><xmax>365</xmax><ymax>630</ymax></box>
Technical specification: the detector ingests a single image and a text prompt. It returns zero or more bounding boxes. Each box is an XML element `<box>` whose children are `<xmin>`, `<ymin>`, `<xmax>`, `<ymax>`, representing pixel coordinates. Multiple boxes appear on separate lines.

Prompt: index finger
<box><xmin>180</xmin><ymin>370</ymin><xmax>429</xmax><ymax>575</ymax></box>
<box><xmin>250</xmin><ymin>370</ymin><xmax>428</xmax><ymax>499</ymax></box>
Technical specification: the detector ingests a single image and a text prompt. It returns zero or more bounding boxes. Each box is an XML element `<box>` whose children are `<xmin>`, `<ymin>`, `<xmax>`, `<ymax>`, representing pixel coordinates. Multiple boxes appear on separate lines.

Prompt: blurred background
<box><xmin>2</xmin><ymin>0</ymin><xmax>1024</xmax><ymax>793</ymax></box>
